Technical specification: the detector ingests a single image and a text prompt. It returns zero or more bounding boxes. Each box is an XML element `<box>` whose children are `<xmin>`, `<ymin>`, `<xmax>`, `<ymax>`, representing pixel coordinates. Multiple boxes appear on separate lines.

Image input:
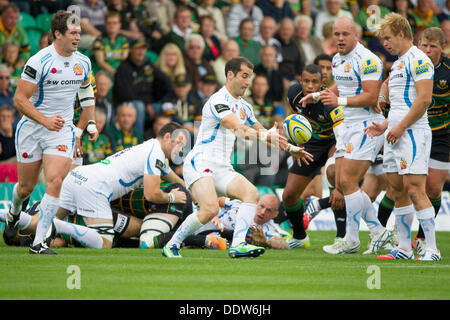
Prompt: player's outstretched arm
<box><xmin>14</xmin><ymin>80</ymin><xmax>64</xmax><ymax>131</ymax></box>
<box><xmin>161</xmin><ymin>170</ymin><xmax>186</xmax><ymax>187</ymax></box>
<box><xmin>320</xmin><ymin>80</ymin><xmax>382</xmax><ymax>110</ymax></box>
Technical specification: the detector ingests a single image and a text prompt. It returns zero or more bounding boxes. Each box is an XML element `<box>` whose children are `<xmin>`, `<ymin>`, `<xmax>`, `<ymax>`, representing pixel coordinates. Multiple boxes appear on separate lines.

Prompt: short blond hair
<box><xmin>421</xmin><ymin>27</ymin><xmax>446</xmax><ymax>46</ymax></box>
<box><xmin>376</xmin><ymin>12</ymin><xmax>413</xmax><ymax>41</ymax></box>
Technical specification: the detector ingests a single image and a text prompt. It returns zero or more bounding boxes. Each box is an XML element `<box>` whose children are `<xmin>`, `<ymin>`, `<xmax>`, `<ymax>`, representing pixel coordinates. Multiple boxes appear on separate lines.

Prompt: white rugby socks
<box><xmin>231</xmin><ymin>203</ymin><xmax>256</xmax><ymax>247</ymax></box>
<box><xmin>343</xmin><ymin>190</ymin><xmax>364</xmax><ymax>245</ymax></box>
<box><xmin>33</xmin><ymin>193</ymin><xmax>59</xmax><ymax>246</ymax></box>
<box><xmin>53</xmin><ymin>219</ymin><xmax>103</xmax><ymax>248</ymax></box>
<box><xmin>394</xmin><ymin>204</ymin><xmax>415</xmax><ymax>252</ymax></box>
<box><xmin>416</xmin><ymin>207</ymin><xmax>437</xmax><ymax>251</ymax></box>
<box><xmin>167</xmin><ymin>212</ymin><xmax>204</xmax><ymax>248</ymax></box>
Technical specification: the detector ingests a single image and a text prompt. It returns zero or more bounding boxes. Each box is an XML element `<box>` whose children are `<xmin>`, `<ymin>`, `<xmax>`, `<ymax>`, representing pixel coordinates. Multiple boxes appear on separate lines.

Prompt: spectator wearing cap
<box><xmin>194</xmin><ymin>73</ymin><xmax>218</xmax><ymax>106</ymax></box>
<box><xmin>235</xmin><ymin>18</ymin><xmax>262</xmax><ymax>66</ymax></box>
<box><xmin>113</xmin><ymin>38</ymin><xmax>172</xmax><ymax>133</ymax></box>
<box><xmin>212</xmin><ymin>40</ymin><xmax>240</xmax><ymax>87</ymax></box>
<box><xmin>92</xmin><ymin>11</ymin><xmax>129</xmax><ymax>77</ymax></box>
<box><xmin>161</xmin><ymin>73</ymin><xmax>202</xmax><ymax>135</ymax></box>
<box><xmin>184</xmin><ymin>34</ymin><xmax>215</xmax><ymax>92</ymax></box>
<box><xmin>0</xmin><ymin>3</ymin><xmax>30</xmax><ymax>70</ymax></box>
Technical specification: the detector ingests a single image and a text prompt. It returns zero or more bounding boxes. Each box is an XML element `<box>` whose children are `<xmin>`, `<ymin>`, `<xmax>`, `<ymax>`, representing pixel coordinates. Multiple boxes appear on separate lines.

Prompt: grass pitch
<box><xmin>1</xmin><ymin>231</ymin><xmax>449</xmax><ymax>300</ymax></box>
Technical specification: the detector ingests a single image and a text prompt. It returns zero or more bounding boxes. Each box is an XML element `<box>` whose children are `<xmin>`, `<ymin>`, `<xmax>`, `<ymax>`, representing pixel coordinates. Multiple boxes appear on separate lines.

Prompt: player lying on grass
<box><xmin>1</xmin><ymin>185</ymin><xmax>227</xmax><ymax>250</ymax></box>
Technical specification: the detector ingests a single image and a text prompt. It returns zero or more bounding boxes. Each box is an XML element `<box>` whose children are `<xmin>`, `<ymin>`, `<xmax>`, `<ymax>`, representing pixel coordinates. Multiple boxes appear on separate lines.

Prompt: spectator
<box><xmin>0</xmin><ymin>64</ymin><xmax>17</xmax><ymax>128</ymax></box>
<box><xmin>235</xmin><ymin>18</ymin><xmax>262</xmax><ymax>66</ymax></box>
<box><xmin>173</xmin><ymin>0</ymin><xmax>200</xmax><ymax>26</ymax></box>
<box><xmin>161</xmin><ymin>73</ymin><xmax>202</xmax><ymax>135</ymax></box>
<box><xmin>92</xmin><ymin>11</ymin><xmax>129</xmax><ymax>77</ymax></box>
<box><xmin>441</xmin><ymin>19</ymin><xmax>450</xmax><ymax>57</ymax></box>
<box><xmin>0</xmin><ymin>3</ymin><xmax>30</xmax><ymax>70</ymax></box>
<box><xmin>145</xmin><ymin>0</ymin><xmax>177</xmax><ymax>35</ymax></box>
<box><xmin>0</xmin><ymin>104</ymin><xmax>16</xmax><ymax>162</ymax></box>
<box><xmin>1</xmin><ymin>40</ymin><xmax>21</xmax><ymax>92</ymax></box>
<box><xmin>256</xmin><ymin>0</ymin><xmax>295</xmax><ymax>23</ymax></box>
<box><xmin>245</xmin><ymin>74</ymin><xmax>283</xmax><ymax>129</ymax></box>
<box><xmin>194</xmin><ymin>73</ymin><xmax>218</xmax><ymax>106</ymax></box>
<box><xmin>355</xmin><ymin>0</ymin><xmax>391</xmax><ymax>43</ymax></box>
<box><xmin>155</xmin><ymin>43</ymin><xmax>187</xmax><ymax>84</ymax></box>
<box><xmin>314</xmin><ymin>0</ymin><xmax>353</xmax><ymax>40</ymax></box>
<box><xmin>321</xmin><ymin>21</ymin><xmax>338</xmax><ymax>56</ymax></box>
<box><xmin>105</xmin><ymin>103</ymin><xmax>144</xmax><ymax>153</ymax></box>
<box><xmin>313</xmin><ymin>53</ymin><xmax>334</xmax><ymax>87</ymax></box>
<box><xmin>275</xmin><ymin>18</ymin><xmax>304</xmax><ymax>84</ymax></box>
<box><xmin>121</xmin><ymin>0</ymin><xmax>164</xmax><ymax>52</ymax></box>
<box><xmin>254</xmin><ymin>45</ymin><xmax>284</xmax><ymax>104</ymax></box>
<box><xmin>163</xmin><ymin>6</ymin><xmax>194</xmax><ymax>55</ymax></box>
<box><xmin>183</xmin><ymin>34</ymin><xmax>215</xmax><ymax>91</ymax></box>
<box><xmin>199</xmin><ymin>15</ymin><xmax>221</xmax><ymax>62</ymax></box>
<box><xmin>39</xmin><ymin>32</ymin><xmax>50</xmax><ymax>50</ymax></box>
<box><xmin>114</xmin><ymin>39</ymin><xmax>172</xmax><ymax>133</ymax></box>
<box><xmin>294</xmin><ymin>15</ymin><xmax>324</xmax><ymax>65</ymax></box>
<box><xmin>95</xmin><ymin>71</ymin><xmax>115</xmax><ymax>128</ymax></box>
<box><xmin>226</xmin><ymin>0</ymin><xmax>264</xmax><ymax>39</ymax></box>
<box><xmin>212</xmin><ymin>39</ymin><xmax>240</xmax><ymax>87</ymax></box>
<box><xmin>76</xmin><ymin>0</ymin><xmax>109</xmax><ymax>50</ymax></box>
<box><xmin>82</xmin><ymin>108</ymin><xmax>112</xmax><ymax>164</ymax></box>
<box><xmin>411</xmin><ymin>0</ymin><xmax>440</xmax><ymax>28</ymax></box>
<box><xmin>144</xmin><ymin>113</ymin><xmax>172</xmax><ymax>140</ymax></box>
<box><xmin>393</xmin><ymin>0</ymin><xmax>417</xmax><ymax>31</ymax></box>
<box><xmin>197</xmin><ymin>0</ymin><xmax>227</xmax><ymax>41</ymax></box>
<box><xmin>254</xmin><ymin>16</ymin><xmax>283</xmax><ymax>63</ymax></box>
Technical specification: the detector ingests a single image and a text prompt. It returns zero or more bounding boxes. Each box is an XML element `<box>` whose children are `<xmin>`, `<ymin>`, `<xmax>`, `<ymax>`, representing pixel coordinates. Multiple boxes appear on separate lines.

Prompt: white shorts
<box><xmin>15</xmin><ymin>118</ymin><xmax>75</xmax><ymax>163</ymax></box>
<box><xmin>72</xmin><ymin>157</ymin><xmax>83</xmax><ymax>166</ymax></box>
<box><xmin>183</xmin><ymin>151</ymin><xmax>240</xmax><ymax>197</ymax></box>
<box><xmin>429</xmin><ymin>158</ymin><xmax>450</xmax><ymax>171</ymax></box>
<box><xmin>335</xmin><ymin>120</ymin><xmax>384</xmax><ymax>162</ymax></box>
<box><xmin>383</xmin><ymin>127</ymin><xmax>431</xmax><ymax>175</ymax></box>
<box><xmin>367</xmin><ymin>163</ymin><xmax>384</xmax><ymax>176</ymax></box>
<box><xmin>59</xmin><ymin>170</ymin><xmax>113</xmax><ymax>220</ymax></box>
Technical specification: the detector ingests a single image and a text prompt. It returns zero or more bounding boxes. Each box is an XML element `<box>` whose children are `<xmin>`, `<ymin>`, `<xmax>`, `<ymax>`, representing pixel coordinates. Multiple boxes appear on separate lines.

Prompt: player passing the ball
<box><xmin>162</xmin><ymin>56</ymin><xmax>313</xmax><ymax>258</ymax></box>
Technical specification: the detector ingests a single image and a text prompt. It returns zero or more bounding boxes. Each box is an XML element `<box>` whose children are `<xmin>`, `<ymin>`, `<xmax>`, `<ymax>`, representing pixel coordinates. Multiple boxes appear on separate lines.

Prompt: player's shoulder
<box><xmin>27</xmin><ymin>45</ymin><xmax>55</xmax><ymax>66</ymax></box>
<box><xmin>440</xmin><ymin>55</ymin><xmax>450</xmax><ymax>71</ymax></box>
<box><xmin>73</xmin><ymin>51</ymin><xmax>92</xmax><ymax>64</ymax></box>
<box><xmin>209</xmin><ymin>87</ymin><xmax>231</xmax><ymax>105</ymax></box>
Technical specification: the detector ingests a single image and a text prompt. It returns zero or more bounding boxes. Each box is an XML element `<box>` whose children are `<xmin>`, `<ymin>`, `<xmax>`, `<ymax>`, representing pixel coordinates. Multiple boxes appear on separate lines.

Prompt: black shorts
<box><xmin>289</xmin><ymin>138</ymin><xmax>335</xmax><ymax>178</ymax></box>
<box><xmin>430</xmin><ymin>131</ymin><xmax>450</xmax><ymax>163</ymax></box>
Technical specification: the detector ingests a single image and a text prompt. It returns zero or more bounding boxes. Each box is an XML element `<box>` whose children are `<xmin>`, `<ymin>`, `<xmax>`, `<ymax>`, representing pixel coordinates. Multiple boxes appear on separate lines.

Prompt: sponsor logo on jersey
<box><xmin>57</xmin><ymin>145</ymin><xmax>67</xmax><ymax>152</ymax></box>
<box><xmin>335</xmin><ymin>75</ymin><xmax>353</xmax><ymax>81</ymax></box>
<box><xmin>414</xmin><ymin>59</ymin><xmax>430</xmax><ymax>76</ymax></box>
<box><xmin>22</xmin><ymin>152</ymin><xmax>33</xmax><ymax>159</ymax></box>
<box><xmin>40</xmin><ymin>53</ymin><xmax>52</xmax><ymax>63</ymax></box>
<box><xmin>344</xmin><ymin>63</ymin><xmax>351</xmax><ymax>73</ymax></box>
<box><xmin>362</xmin><ymin>58</ymin><xmax>378</xmax><ymax>75</ymax></box>
<box><xmin>24</xmin><ymin>65</ymin><xmax>37</xmax><ymax>79</ymax></box>
<box><xmin>400</xmin><ymin>159</ymin><xmax>407</xmax><ymax>170</ymax></box>
<box><xmin>437</xmin><ymin>80</ymin><xmax>448</xmax><ymax>90</ymax></box>
<box><xmin>155</xmin><ymin>159</ymin><xmax>164</xmax><ymax>171</ymax></box>
<box><xmin>330</xmin><ymin>107</ymin><xmax>344</xmax><ymax>123</ymax></box>
<box><xmin>240</xmin><ymin>109</ymin><xmax>246</xmax><ymax>120</ymax></box>
<box><xmin>73</xmin><ymin>64</ymin><xmax>83</xmax><ymax>76</ymax></box>
<box><xmin>214</xmin><ymin>104</ymin><xmax>230</xmax><ymax>113</ymax></box>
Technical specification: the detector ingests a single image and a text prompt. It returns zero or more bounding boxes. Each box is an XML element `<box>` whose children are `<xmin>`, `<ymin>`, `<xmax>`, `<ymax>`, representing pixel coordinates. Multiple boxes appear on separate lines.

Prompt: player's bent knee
<box><xmin>101</xmin><ymin>237</ymin><xmax>113</xmax><ymax>248</ymax></box>
<box><xmin>240</xmin><ymin>185</ymin><xmax>259</xmax><ymax>204</ymax></box>
<box><xmin>139</xmin><ymin>215</ymin><xmax>174</xmax><ymax>249</ymax></box>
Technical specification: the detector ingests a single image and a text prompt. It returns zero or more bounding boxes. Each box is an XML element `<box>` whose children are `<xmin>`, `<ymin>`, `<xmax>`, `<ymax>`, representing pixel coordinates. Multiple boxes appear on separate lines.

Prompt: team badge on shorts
<box><xmin>400</xmin><ymin>159</ymin><xmax>407</xmax><ymax>170</ymax></box>
<box><xmin>346</xmin><ymin>143</ymin><xmax>352</xmax><ymax>154</ymax></box>
<box><xmin>57</xmin><ymin>145</ymin><xmax>67</xmax><ymax>152</ymax></box>
<box><xmin>73</xmin><ymin>64</ymin><xmax>83</xmax><ymax>76</ymax></box>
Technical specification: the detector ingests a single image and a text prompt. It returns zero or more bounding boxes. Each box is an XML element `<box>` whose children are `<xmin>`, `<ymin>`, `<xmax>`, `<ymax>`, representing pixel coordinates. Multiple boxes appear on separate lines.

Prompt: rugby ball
<box><xmin>283</xmin><ymin>114</ymin><xmax>312</xmax><ymax>145</ymax></box>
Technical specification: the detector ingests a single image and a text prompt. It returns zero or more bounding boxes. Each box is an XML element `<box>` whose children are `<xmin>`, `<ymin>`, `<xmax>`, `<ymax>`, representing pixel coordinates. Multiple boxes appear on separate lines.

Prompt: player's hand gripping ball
<box><xmin>283</xmin><ymin>114</ymin><xmax>312</xmax><ymax>145</ymax></box>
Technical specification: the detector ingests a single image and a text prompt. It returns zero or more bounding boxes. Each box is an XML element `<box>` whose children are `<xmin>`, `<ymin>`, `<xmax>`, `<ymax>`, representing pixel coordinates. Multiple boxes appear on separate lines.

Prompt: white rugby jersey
<box><xmin>72</xmin><ymin>139</ymin><xmax>170</xmax><ymax>201</ymax></box>
<box><xmin>388</xmin><ymin>45</ymin><xmax>434</xmax><ymax>129</ymax></box>
<box><xmin>20</xmin><ymin>44</ymin><xmax>91</xmax><ymax>123</ymax></box>
<box><xmin>332</xmin><ymin>42</ymin><xmax>384</xmax><ymax>122</ymax></box>
<box><xmin>189</xmin><ymin>86</ymin><xmax>257</xmax><ymax>164</ymax></box>
<box><xmin>195</xmin><ymin>198</ymin><xmax>280</xmax><ymax>238</ymax></box>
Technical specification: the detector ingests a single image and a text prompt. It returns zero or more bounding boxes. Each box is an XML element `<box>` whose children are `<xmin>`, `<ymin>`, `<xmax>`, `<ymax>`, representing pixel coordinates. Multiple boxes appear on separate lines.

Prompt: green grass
<box><xmin>1</xmin><ymin>231</ymin><xmax>449</xmax><ymax>300</ymax></box>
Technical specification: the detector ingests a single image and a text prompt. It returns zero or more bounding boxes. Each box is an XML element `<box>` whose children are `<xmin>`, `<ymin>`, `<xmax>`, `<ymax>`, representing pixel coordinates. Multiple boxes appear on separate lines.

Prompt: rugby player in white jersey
<box><xmin>301</xmin><ymin>17</ymin><xmax>392</xmax><ymax>255</ymax></box>
<box><xmin>162</xmin><ymin>57</ymin><xmax>313</xmax><ymax>258</ymax></box>
<box><xmin>4</xmin><ymin>11</ymin><xmax>96</xmax><ymax>254</ymax></box>
<box><xmin>365</xmin><ymin>13</ymin><xmax>441</xmax><ymax>261</ymax></box>
<box><xmin>54</xmin><ymin>122</ymin><xmax>188</xmax><ymax>249</ymax></box>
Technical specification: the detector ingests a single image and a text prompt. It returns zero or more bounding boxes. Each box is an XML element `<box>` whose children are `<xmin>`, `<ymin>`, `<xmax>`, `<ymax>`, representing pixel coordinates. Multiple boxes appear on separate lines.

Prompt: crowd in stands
<box><xmin>0</xmin><ymin>0</ymin><xmax>449</xmax><ymax>190</ymax></box>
